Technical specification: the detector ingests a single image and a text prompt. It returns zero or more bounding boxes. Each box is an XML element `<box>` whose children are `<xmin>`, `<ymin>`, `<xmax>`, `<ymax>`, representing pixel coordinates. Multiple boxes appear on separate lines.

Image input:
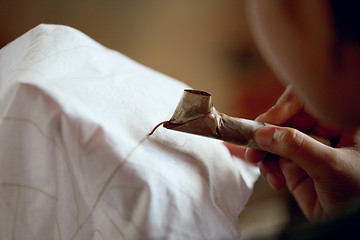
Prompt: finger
<box><xmin>279</xmin><ymin>158</ymin><xmax>323</xmax><ymax>220</ymax></box>
<box><xmin>255</xmin><ymin>85</ymin><xmax>303</xmax><ymax>125</ymax></box>
<box><xmin>279</xmin><ymin>158</ymin><xmax>310</xmax><ymax>196</ymax></box>
<box><xmin>223</xmin><ymin>142</ymin><xmax>256</xmax><ymax>165</ymax></box>
<box><xmin>308</xmin><ymin>134</ymin><xmax>331</xmax><ymax>146</ymax></box>
<box><xmin>245</xmin><ymin>148</ymin><xmax>267</xmax><ymax>164</ymax></box>
<box><xmin>287</xmin><ymin>108</ymin><xmax>317</xmax><ymax>132</ymax></box>
<box><xmin>254</xmin><ymin>126</ymin><xmax>337</xmax><ymax>178</ymax></box>
<box><xmin>337</xmin><ymin>128</ymin><xmax>360</xmax><ymax>148</ymax></box>
<box><xmin>310</xmin><ymin>122</ymin><xmax>342</xmax><ymax>147</ymax></box>
<box><xmin>258</xmin><ymin>154</ymin><xmax>286</xmax><ymax>190</ymax></box>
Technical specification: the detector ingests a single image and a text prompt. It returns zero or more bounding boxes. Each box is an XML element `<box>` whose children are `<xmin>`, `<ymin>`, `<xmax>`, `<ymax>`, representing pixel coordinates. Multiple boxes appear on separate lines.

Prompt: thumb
<box><xmin>255</xmin><ymin>85</ymin><xmax>303</xmax><ymax>124</ymax></box>
<box><xmin>254</xmin><ymin>126</ymin><xmax>337</xmax><ymax>178</ymax></box>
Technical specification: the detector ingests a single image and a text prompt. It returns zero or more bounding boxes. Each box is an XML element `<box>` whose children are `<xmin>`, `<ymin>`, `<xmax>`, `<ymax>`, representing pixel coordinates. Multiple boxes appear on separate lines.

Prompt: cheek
<box><xmin>248</xmin><ymin>0</ymin><xmax>336</xmax><ymax>120</ymax></box>
<box><xmin>248</xmin><ymin>1</ymin><xmax>299</xmax><ymax>85</ymax></box>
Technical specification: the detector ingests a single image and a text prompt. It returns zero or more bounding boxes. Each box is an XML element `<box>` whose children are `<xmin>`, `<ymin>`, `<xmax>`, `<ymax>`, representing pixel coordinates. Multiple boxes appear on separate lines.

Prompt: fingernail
<box><xmin>266</xmin><ymin>173</ymin><xmax>278</xmax><ymax>189</ymax></box>
<box><xmin>244</xmin><ymin>148</ymin><xmax>251</xmax><ymax>161</ymax></box>
<box><xmin>254</xmin><ymin>127</ymin><xmax>275</xmax><ymax>147</ymax></box>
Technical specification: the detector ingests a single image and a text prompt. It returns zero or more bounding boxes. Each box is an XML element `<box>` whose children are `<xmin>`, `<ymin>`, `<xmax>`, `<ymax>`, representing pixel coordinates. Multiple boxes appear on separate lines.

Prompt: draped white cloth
<box><xmin>0</xmin><ymin>24</ymin><xmax>259</xmax><ymax>240</ymax></box>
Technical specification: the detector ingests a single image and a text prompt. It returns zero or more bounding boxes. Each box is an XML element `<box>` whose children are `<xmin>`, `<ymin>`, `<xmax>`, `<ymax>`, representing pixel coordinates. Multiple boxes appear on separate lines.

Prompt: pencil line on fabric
<box><xmin>3</xmin><ymin>116</ymin><xmax>81</xmax><ymax>227</ymax></box>
<box><xmin>106</xmin><ymin>200</ymin><xmax>146</xmax><ymax>238</ymax></box>
<box><xmin>11</xmin><ymin>187</ymin><xmax>21</xmax><ymax>240</ymax></box>
<box><xmin>103</xmin><ymin>210</ymin><xmax>128</xmax><ymax>240</ymax></box>
<box><xmin>0</xmin><ymin>182</ymin><xmax>57</xmax><ymax>202</ymax></box>
<box><xmin>3</xmin><ymin>117</ymin><xmax>167</xmax><ymax>238</ymax></box>
<box><xmin>56</xmin><ymin>216</ymin><xmax>62</xmax><ymax>240</ymax></box>
<box><xmin>71</xmin><ymin>120</ymin><xmax>168</xmax><ymax>238</ymax></box>
<box><xmin>71</xmin><ymin>134</ymin><xmax>150</xmax><ymax>239</ymax></box>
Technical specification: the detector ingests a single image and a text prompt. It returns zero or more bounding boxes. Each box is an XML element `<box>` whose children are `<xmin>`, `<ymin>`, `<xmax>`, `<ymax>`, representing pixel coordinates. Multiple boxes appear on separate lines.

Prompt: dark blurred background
<box><xmin>0</xmin><ymin>1</ymin><xmax>298</xmax><ymax>238</ymax></box>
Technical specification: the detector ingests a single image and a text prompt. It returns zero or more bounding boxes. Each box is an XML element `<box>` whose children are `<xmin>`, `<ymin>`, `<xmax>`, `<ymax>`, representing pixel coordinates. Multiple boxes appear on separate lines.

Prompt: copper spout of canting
<box><xmin>163</xmin><ymin>89</ymin><xmax>268</xmax><ymax>149</ymax></box>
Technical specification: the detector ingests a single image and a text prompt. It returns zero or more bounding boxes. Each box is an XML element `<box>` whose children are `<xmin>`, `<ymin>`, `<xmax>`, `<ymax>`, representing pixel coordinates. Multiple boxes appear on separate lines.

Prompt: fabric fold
<box><xmin>0</xmin><ymin>24</ymin><xmax>259</xmax><ymax>240</ymax></box>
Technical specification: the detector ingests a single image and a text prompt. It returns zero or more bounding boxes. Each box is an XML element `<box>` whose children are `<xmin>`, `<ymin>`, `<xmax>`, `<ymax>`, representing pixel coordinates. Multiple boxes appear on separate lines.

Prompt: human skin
<box><xmin>246</xmin><ymin>86</ymin><xmax>360</xmax><ymax>221</ymax></box>
<box><xmin>226</xmin><ymin>0</ymin><xmax>360</xmax><ymax>221</ymax></box>
<box><xmin>246</xmin><ymin>0</ymin><xmax>360</xmax><ymax>126</ymax></box>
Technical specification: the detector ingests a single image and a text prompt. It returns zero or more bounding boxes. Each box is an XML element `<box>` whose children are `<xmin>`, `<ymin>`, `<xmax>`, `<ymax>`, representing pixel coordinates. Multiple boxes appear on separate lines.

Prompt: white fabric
<box><xmin>0</xmin><ymin>24</ymin><xmax>259</xmax><ymax>240</ymax></box>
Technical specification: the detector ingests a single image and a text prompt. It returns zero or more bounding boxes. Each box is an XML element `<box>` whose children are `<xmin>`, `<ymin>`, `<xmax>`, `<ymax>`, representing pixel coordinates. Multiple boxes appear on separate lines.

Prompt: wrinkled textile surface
<box><xmin>0</xmin><ymin>24</ymin><xmax>259</xmax><ymax>240</ymax></box>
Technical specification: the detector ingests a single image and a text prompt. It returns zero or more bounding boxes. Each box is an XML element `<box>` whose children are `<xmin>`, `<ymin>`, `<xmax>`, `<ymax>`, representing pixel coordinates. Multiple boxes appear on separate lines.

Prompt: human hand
<box><xmin>238</xmin><ymin>86</ymin><xmax>360</xmax><ymax>221</ymax></box>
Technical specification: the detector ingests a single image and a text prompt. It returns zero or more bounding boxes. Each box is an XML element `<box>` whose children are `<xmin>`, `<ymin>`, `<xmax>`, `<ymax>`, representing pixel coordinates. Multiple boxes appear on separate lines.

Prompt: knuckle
<box><xmin>278</xmin><ymin>128</ymin><xmax>304</xmax><ymax>158</ymax></box>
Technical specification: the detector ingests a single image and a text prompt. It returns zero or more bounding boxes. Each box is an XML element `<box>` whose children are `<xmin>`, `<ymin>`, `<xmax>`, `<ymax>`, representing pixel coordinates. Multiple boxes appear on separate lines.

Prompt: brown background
<box><xmin>0</xmin><ymin>1</ymin><xmax>298</xmax><ymax>238</ymax></box>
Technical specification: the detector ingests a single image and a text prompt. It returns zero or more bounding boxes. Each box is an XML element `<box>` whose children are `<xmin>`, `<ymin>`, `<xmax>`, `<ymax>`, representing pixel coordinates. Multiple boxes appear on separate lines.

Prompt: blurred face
<box><xmin>246</xmin><ymin>0</ymin><xmax>360</xmax><ymax>126</ymax></box>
